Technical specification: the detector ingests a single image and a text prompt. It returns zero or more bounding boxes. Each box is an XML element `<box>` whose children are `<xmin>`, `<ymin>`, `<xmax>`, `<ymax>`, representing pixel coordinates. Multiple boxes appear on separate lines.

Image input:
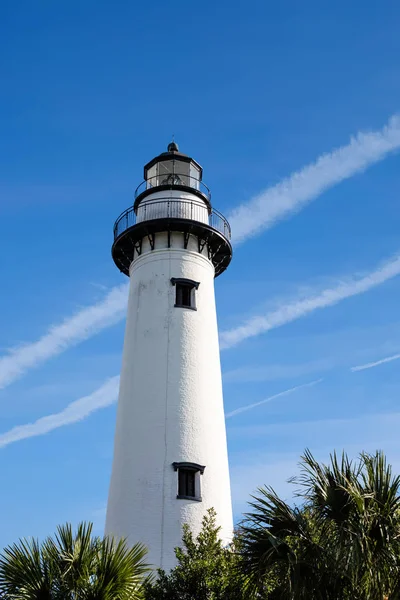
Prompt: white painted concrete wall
<box><xmin>105</xmin><ymin>235</ymin><xmax>233</xmax><ymax>571</ymax></box>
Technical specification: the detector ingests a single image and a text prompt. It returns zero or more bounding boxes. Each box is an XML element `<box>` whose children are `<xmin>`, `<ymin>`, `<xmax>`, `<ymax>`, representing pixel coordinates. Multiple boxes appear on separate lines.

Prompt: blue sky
<box><xmin>1</xmin><ymin>0</ymin><xmax>400</xmax><ymax>547</ymax></box>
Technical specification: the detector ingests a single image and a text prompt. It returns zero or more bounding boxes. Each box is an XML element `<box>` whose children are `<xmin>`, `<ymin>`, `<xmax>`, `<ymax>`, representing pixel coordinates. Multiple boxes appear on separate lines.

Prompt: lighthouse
<box><xmin>105</xmin><ymin>142</ymin><xmax>233</xmax><ymax>570</ymax></box>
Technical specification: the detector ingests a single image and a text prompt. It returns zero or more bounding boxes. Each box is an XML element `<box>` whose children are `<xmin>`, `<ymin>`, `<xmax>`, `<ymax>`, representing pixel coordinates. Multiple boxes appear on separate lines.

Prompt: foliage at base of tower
<box><xmin>239</xmin><ymin>450</ymin><xmax>400</xmax><ymax>600</ymax></box>
<box><xmin>0</xmin><ymin>522</ymin><xmax>149</xmax><ymax>600</ymax></box>
<box><xmin>144</xmin><ymin>509</ymin><xmax>253</xmax><ymax>600</ymax></box>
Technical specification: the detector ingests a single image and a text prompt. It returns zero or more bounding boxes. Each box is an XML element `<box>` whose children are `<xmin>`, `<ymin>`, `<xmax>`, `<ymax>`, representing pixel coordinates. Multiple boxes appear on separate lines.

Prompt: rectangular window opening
<box><xmin>178</xmin><ymin>469</ymin><xmax>196</xmax><ymax>498</ymax></box>
<box><xmin>176</xmin><ymin>283</ymin><xmax>192</xmax><ymax>308</ymax></box>
<box><xmin>171</xmin><ymin>278</ymin><xmax>199</xmax><ymax>310</ymax></box>
<box><xmin>173</xmin><ymin>462</ymin><xmax>205</xmax><ymax>501</ymax></box>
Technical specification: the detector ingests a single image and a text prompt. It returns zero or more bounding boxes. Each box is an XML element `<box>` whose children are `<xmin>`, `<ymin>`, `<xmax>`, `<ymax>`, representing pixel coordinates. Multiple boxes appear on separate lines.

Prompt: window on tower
<box><xmin>171</xmin><ymin>278</ymin><xmax>200</xmax><ymax>310</ymax></box>
<box><xmin>179</xmin><ymin>469</ymin><xmax>195</xmax><ymax>498</ymax></box>
<box><xmin>173</xmin><ymin>462</ymin><xmax>205</xmax><ymax>501</ymax></box>
<box><xmin>176</xmin><ymin>283</ymin><xmax>192</xmax><ymax>308</ymax></box>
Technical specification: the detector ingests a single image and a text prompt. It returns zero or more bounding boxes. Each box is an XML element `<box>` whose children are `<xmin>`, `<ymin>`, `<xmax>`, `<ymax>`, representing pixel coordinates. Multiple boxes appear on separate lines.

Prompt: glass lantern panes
<box><xmin>145</xmin><ymin>159</ymin><xmax>200</xmax><ymax>190</ymax></box>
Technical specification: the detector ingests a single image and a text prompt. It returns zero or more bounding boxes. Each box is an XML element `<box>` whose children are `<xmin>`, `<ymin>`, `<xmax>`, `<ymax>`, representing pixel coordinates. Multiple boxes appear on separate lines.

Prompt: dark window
<box><xmin>172</xmin><ymin>462</ymin><xmax>205</xmax><ymax>501</ymax></box>
<box><xmin>178</xmin><ymin>469</ymin><xmax>196</xmax><ymax>498</ymax></box>
<box><xmin>171</xmin><ymin>278</ymin><xmax>199</xmax><ymax>310</ymax></box>
<box><xmin>176</xmin><ymin>283</ymin><xmax>192</xmax><ymax>308</ymax></box>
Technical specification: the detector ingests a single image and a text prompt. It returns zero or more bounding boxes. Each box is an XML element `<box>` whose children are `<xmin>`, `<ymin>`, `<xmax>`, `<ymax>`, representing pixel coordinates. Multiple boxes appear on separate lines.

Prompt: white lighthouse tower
<box><xmin>105</xmin><ymin>142</ymin><xmax>233</xmax><ymax>570</ymax></box>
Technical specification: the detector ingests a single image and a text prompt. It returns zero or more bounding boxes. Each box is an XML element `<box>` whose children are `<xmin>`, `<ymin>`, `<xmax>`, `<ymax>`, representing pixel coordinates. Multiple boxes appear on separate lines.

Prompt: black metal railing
<box><xmin>134</xmin><ymin>175</ymin><xmax>211</xmax><ymax>200</ymax></box>
<box><xmin>113</xmin><ymin>198</ymin><xmax>231</xmax><ymax>241</ymax></box>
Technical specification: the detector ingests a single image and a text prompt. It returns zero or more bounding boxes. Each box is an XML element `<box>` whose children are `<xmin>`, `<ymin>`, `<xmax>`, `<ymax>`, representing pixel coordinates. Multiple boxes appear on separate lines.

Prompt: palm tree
<box><xmin>0</xmin><ymin>522</ymin><xmax>149</xmax><ymax>600</ymax></box>
<box><xmin>239</xmin><ymin>450</ymin><xmax>400</xmax><ymax>599</ymax></box>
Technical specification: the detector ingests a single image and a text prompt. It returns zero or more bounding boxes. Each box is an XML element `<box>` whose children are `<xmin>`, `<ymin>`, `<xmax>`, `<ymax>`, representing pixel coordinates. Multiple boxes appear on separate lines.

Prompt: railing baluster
<box><xmin>114</xmin><ymin>198</ymin><xmax>230</xmax><ymax>242</ymax></box>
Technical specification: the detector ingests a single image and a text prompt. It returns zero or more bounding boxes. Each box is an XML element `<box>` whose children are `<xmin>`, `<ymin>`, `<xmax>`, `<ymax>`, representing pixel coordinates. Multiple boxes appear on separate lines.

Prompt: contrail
<box><xmin>0</xmin><ymin>284</ymin><xmax>128</xmax><ymax>390</ymax></box>
<box><xmin>0</xmin><ymin>377</ymin><xmax>321</xmax><ymax>446</ymax></box>
<box><xmin>225</xmin><ymin>379</ymin><xmax>323</xmax><ymax>418</ymax></box>
<box><xmin>351</xmin><ymin>353</ymin><xmax>400</xmax><ymax>372</ymax></box>
<box><xmin>2</xmin><ymin>117</ymin><xmax>400</xmax><ymax>392</ymax></box>
<box><xmin>220</xmin><ymin>253</ymin><xmax>400</xmax><ymax>349</ymax></box>
<box><xmin>0</xmin><ymin>377</ymin><xmax>120</xmax><ymax>448</ymax></box>
<box><xmin>229</xmin><ymin>115</ymin><xmax>400</xmax><ymax>244</ymax></box>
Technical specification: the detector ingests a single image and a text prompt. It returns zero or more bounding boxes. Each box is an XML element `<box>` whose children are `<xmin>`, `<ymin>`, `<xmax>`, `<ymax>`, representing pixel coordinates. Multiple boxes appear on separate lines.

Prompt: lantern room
<box><xmin>143</xmin><ymin>142</ymin><xmax>204</xmax><ymax>195</ymax></box>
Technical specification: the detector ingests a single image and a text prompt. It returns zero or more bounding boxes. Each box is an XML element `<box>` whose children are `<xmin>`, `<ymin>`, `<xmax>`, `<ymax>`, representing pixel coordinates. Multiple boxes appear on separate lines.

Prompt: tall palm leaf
<box><xmin>0</xmin><ymin>522</ymin><xmax>149</xmax><ymax>600</ymax></box>
<box><xmin>86</xmin><ymin>536</ymin><xmax>149</xmax><ymax>600</ymax></box>
<box><xmin>239</xmin><ymin>486</ymin><xmax>343</xmax><ymax>599</ymax></box>
<box><xmin>240</xmin><ymin>450</ymin><xmax>400</xmax><ymax>600</ymax></box>
<box><xmin>47</xmin><ymin>522</ymin><xmax>97</xmax><ymax>599</ymax></box>
<box><xmin>0</xmin><ymin>537</ymin><xmax>58</xmax><ymax>600</ymax></box>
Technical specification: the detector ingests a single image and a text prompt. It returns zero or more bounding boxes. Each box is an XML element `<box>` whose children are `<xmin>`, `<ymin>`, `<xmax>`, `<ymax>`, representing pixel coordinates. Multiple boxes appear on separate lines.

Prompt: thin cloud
<box><xmin>0</xmin><ymin>376</ymin><xmax>320</xmax><ymax>446</ymax></box>
<box><xmin>351</xmin><ymin>353</ymin><xmax>400</xmax><ymax>372</ymax></box>
<box><xmin>0</xmin><ymin>284</ymin><xmax>128</xmax><ymax>390</ymax></box>
<box><xmin>220</xmin><ymin>253</ymin><xmax>400</xmax><ymax>350</ymax></box>
<box><xmin>0</xmin><ymin>377</ymin><xmax>120</xmax><ymax>448</ymax></box>
<box><xmin>229</xmin><ymin>115</ymin><xmax>400</xmax><ymax>244</ymax></box>
<box><xmin>2</xmin><ymin>117</ymin><xmax>400</xmax><ymax>394</ymax></box>
<box><xmin>225</xmin><ymin>379</ymin><xmax>323</xmax><ymax>418</ymax></box>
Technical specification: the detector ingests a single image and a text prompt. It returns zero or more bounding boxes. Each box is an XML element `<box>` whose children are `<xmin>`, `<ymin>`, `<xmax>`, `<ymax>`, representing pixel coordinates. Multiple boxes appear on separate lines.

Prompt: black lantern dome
<box><xmin>167</xmin><ymin>141</ymin><xmax>179</xmax><ymax>152</ymax></box>
<box><xmin>134</xmin><ymin>142</ymin><xmax>208</xmax><ymax>210</ymax></box>
<box><xmin>112</xmin><ymin>143</ymin><xmax>232</xmax><ymax>278</ymax></box>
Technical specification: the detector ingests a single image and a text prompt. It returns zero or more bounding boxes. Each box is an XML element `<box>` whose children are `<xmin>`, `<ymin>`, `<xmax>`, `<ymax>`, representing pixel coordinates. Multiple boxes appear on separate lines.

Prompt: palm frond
<box><xmin>0</xmin><ymin>537</ymin><xmax>56</xmax><ymax>600</ymax></box>
<box><xmin>0</xmin><ymin>523</ymin><xmax>150</xmax><ymax>600</ymax></box>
